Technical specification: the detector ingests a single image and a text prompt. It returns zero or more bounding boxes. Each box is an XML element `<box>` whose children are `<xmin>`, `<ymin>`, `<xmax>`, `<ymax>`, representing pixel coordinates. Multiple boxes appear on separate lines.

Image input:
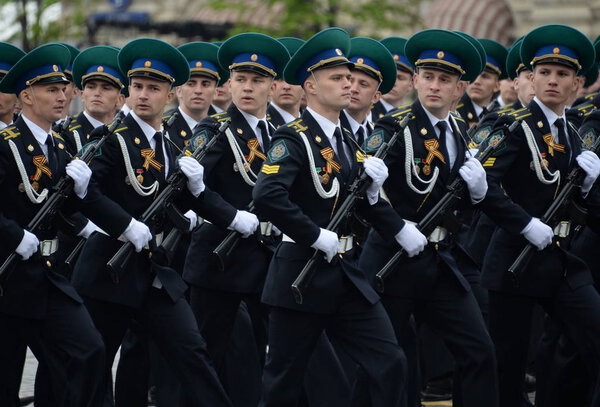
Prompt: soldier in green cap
<box><xmin>0</xmin><ymin>42</ymin><xmax>105</xmax><ymax>407</ymax></box>
<box><xmin>69</xmin><ymin>38</ymin><xmax>232</xmax><ymax>407</ymax></box>
<box><xmin>372</xmin><ymin>36</ymin><xmax>415</xmax><ymax>120</ymax></box>
<box><xmin>0</xmin><ymin>43</ymin><xmax>24</xmax><ymax>130</ymax></box>
<box><xmin>253</xmin><ymin>27</ymin><xmax>407</xmax><ymax>407</ymax></box>
<box><xmin>476</xmin><ymin>24</ymin><xmax>600</xmax><ymax>407</ymax></box>
<box><xmin>53</xmin><ymin>43</ymin><xmax>80</xmax><ymax>132</ymax></box>
<box><xmin>357</xmin><ymin>28</ymin><xmax>499</xmax><ymax>407</ymax></box>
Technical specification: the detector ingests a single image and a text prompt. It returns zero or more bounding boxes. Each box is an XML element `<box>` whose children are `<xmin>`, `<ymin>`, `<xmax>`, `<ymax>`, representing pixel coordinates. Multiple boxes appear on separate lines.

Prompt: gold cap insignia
<box><xmin>52</xmin><ymin>65</ymin><xmax>59</xmax><ymax>72</ymax></box>
<box><xmin>437</xmin><ymin>51</ymin><xmax>445</xmax><ymax>59</ymax></box>
<box><xmin>97</xmin><ymin>66</ymin><xmax>104</xmax><ymax>72</ymax></box>
<box><xmin>393</xmin><ymin>54</ymin><xmax>399</xmax><ymax>61</ymax></box>
<box><xmin>357</xmin><ymin>58</ymin><xmax>364</xmax><ymax>64</ymax></box>
<box><xmin>420</xmin><ymin>128</ymin><xmax>428</xmax><ymax>135</ymax></box>
<box><xmin>144</xmin><ymin>60</ymin><xmax>152</xmax><ymax>68</ymax></box>
<box><xmin>27</xmin><ymin>144</ymin><xmax>34</xmax><ymax>152</ymax></box>
<box><xmin>553</xmin><ymin>47</ymin><xmax>560</xmax><ymax>55</ymax></box>
<box><xmin>195</xmin><ymin>61</ymin><xmax>203</xmax><ymax>68</ymax></box>
<box><xmin>335</xmin><ymin>49</ymin><xmax>343</xmax><ymax>56</ymax></box>
<box><xmin>251</xmin><ymin>54</ymin><xmax>258</xmax><ymax>62</ymax></box>
<box><xmin>134</xmin><ymin>137</ymin><xmax>141</xmax><ymax>144</ymax></box>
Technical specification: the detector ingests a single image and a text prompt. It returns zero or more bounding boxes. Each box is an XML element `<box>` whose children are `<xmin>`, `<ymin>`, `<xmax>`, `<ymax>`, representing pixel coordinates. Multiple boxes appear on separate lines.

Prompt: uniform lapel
<box><xmin>230</xmin><ymin>105</ymin><xmax>265</xmax><ymax>173</ymax></box>
<box><xmin>17</xmin><ymin>117</ymin><xmax>56</xmax><ymax>187</ymax></box>
<box><xmin>302</xmin><ymin>111</ymin><xmax>346</xmax><ymax>185</ymax></box>
<box><xmin>124</xmin><ymin>114</ymin><xmax>164</xmax><ymax>183</ymax></box>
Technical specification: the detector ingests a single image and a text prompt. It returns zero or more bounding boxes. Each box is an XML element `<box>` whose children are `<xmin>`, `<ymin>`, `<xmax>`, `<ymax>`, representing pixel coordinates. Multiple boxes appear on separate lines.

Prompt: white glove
<box><xmin>77</xmin><ymin>220</ymin><xmax>98</xmax><ymax>239</ymax></box>
<box><xmin>178</xmin><ymin>156</ymin><xmax>205</xmax><ymax>197</ymax></box>
<box><xmin>15</xmin><ymin>230</ymin><xmax>39</xmax><ymax>260</ymax></box>
<box><xmin>521</xmin><ymin>217</ymin><xmax>553</xmax><ymax>250</ymax></box>
<box><xmin>459</xmin><ymin>157</ymin><xmax>488</xmax><ymax>202</ymax></box>
<box><xmin>184</xmin><ymin>209</ymin><xmax>198</xmax><ymax>231</ymax></box>
<box><xmin>229</xmin><ymin>210</ymin><xmax>259</xmax><ymax>238</ymax></box>
<box><xmin>311</xmin><ymin>228</ymin><xmax>339</xmax><ymax>263</ymax></box>
<box><xmin>66</xmin><ymin>159</ymin><xmax>92</xmax><ymax>199</ymax></box>
<box><xmin>576</xmin><ymin>151</ymin><xmax>600</xmax><ymax>194</ymax></box>
<box><xmin>363</xmin><ymin>157</ymin><xmax>388</xmax><ymax>203</ymax></box>
<box><xmin>467</xmin><ymin>148</ymin><xmax>479</xmax><ymax>158</ymax></box>
<box><xmin>122</xmin><ymin>218</ymin><xmax>152</xmax><ymax>252</ymax></box>
<box><xmin>395</xmin><ymin>221</ymin><xmax>427</xmax><ymax>257</ymax></box>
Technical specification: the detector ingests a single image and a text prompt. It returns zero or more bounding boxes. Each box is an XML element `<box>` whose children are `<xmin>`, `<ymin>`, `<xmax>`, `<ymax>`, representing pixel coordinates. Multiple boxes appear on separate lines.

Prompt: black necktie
<box><xmin>45</xmin><ymin>134</ymin><xmax>58</xmax><ymax>177</ymax></box>
<box><xmin>554</xmin><ymin>118</ymin><xmax>570</xmax><ymax>168</ymax></box>
<box><xmin>355</xmin><ymin>126</ymin><xmax>365</xmax><ymax>148</ymax></box>
<box><xmin>257</xmin><ymin>121</ymin><xmax>271</xmax><ymax>152</ymax></box>
<box><xmin>333</xmin><ymin>127</ymin><xmax>351</xmax><ymax>180</ymax></box>
<box><xmin>436</xmin><ymin>121</ymin><xmax>451</xmax><ymax>168</ymax></box>
<box><xmin>153</xmin><ymin>131</ymin><xmax>166</xmax><ymax>175</ymax></box>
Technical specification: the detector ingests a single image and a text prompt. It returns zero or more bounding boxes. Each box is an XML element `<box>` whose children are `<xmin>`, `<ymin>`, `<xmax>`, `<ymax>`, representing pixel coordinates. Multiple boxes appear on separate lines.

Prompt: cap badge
<box><xmin>97</xmin><ymin>66</ymin><xmax>104</xmax><ymax>72</ymax></box>
<box><xmin>393</xmin><ymin>54</ymin><xmax>399</xmax><ymax>61</ymax></box>
<box><xmin>357</xmin><ymin>58</ymin><xmax>364</xmax><ymax>64</ymax></box>
<box><xmin>144</xmin><ymin>60</ymin><xmax>152</xmax><ymax>68</ymax></box>
<box><xmin>553</xmin><ymin>47</ymin><xmax>560</xmax><ymax>55</ymax></box>
<box><xmin>437</xmin><ymin>51</ymin><xmax>445</xmax><ymax>59</ymax></box>
<box><xmin>251</xmin><ymin>54</ymin><xmax>258</xmax><ymax>62</ymax></box>
<box><xmin>335</xmin><ymin>49</ymin><xmax>343</xmax><ymax>56</ymax></box>
<box><xmin>52</xmin><ymin>65</ymin><xmax>59</xmax><ymax>72</ymax></box>
<box><xmin>195</xmin><ymin>61</ymin><xmax>203</xmax><ymax>68</ymax></box>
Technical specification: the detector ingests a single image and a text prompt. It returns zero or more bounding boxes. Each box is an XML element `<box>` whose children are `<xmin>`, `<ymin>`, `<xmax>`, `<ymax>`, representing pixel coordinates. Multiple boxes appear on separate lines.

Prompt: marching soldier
<box><xmin>253</xmin><ymin>27</ymin><xmax>407</xmax><ymax>407</ymax></box>
<box><xmin>0</xmin><ymin>43</ymin><xmax>23</xmax><ymax>131</ymax></box>
<box><xmin>371</xmin><ymin>36</ymin><xmax>414</xmax><ymax>120</ymax></box>
<box><xmin>0</xmin><ymin>43</ymin><xmax>105</xmax><ymax>407</ymax></box>
<box><xmin>69</xmin><ymin>38</ymin><xmax>232</xmax><ymax>407</ymax></box>
<box><xmin>477</xmin><ymin>24</ymin><xmax>600</xmax><ymax>407</ymax></box>
<box><xmin>358</xmin><ymin>29</ymin><xmax>499</xmax><ymax>407</ymax></box>
<box><xmin>53</xmin><ymin>43</ymin><xmax>80</xmax><ymax>131</ymax></box>
<box><xmin>267</xmin><ymin>37</ymin><xmax>305</xmax><ymax>129</ymax></box>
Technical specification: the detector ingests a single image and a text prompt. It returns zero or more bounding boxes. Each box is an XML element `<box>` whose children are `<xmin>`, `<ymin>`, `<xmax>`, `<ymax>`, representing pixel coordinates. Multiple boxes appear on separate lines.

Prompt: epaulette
<box><xmin>114</xmin><ymin>126</ymin><xmax>129</xmax><ymax>133</ymax></box>
<box><xmin>456</xmin><ymin>103</ymin><xmax>464</xmax><ymax>109</ymax></box>
<box><xmin>496</xmin><ymin>103</ymin><xmax>515</xmax><ymax>115</ymax></box>
<box><xmin>52</xmin><ymin>130</ymin><xmax>64</xmax><ymax>141</ymax></box>
<box><xmin>509</xmin><ymin>107</ymin><xmax>531</xmax><ymax>120</ymax></box>
<box><xmin>1</xmin><ymin>126</ymin><xmax>20</xmax><ymax>140</ymax></box>
<box><xmin>211</xmin><ymin>111</ymin><xmax>230</xmax><ymax>122</ymax></box>
<box><xmin>390</xmin><ymin>106</ymin><xmax>412</xmax><ymax>119</ymax></box>
<box><xmin>286</xmin><ymin>118</ymin><xmax>308</xmax><ymax>133</ymax></box>
<box><xmin>451</xmin><ymin>112</ymin><xmax>465</xmax><ymax>123</ymax></box>
<box><xmin>585</xmin><ymin>91</ymin><xmax>598</xmax><ymax>101</ymax></box>
<box><xmin>69</xmin><ymin>123</ymin><xmax>82</xmax><ymax>131</ymax></box>
<box><xmin>575</xmin><ymin>103</ymin><xmax>596</xmax><ymax>117</ymax></box>
<box><xmin>162</xmin><ymin>113</ymin><xmax>173</xmax><ymax>121</ymax></box>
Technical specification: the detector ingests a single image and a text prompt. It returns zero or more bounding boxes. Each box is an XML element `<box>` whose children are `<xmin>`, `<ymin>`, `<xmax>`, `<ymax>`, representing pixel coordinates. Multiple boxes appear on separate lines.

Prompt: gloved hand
<box><xmin>395</xmin><ymin>221</ymin><xmax>427</xmax><ymax>257</ymax></box>
<box><xmin>77</xmin><ymin>220</ymin><xmax>98</xmax><ymax>239</ymax></box>
<box><xmin>122</xmin><ymin>219</ymin><xmax>152</xmax><ymax>252</ymax></box>
<box><xmin>363</xmin><ymin>157</ymin><xmax>389</xmax><ymax>199</ymax></box>
<box><xmin>229</xmin><ymin>210</ymin><xmax>259</xmax><ymax>238</ymax></box>
<box><xmin>184</xmin><ymin>210</ymin><xmax>198</xmax><ymax>231</ymax></box>
<box><xmin>311</xmin><ymin>228</ymin><xmax>339</xmax><ymax>263</ymax></box>
<box><xmin>459</xmin><ymin>157</ymin><xmax>488</xmax><ymax>202</ymax></box>
<box><xmin>66</xmin><ymin>159</ymin><xmax>92</xmax><ymax>199</ymax></box>
<box><xmin>178</xmin><ymin>156</ymin><xmax>205</xmax><ymax>197</ymax></box>
<box><xmin>15</xmin><ymin>230</ymin><xmax>39</xmax><ymax>260</ymax></box>
<box><xmin>521</xmin><ymin>217</ymin><xmax>553</xmax><ymax>250</ymax></box>
<box><xmin>576</xmin><ymin>151</ymin><xmax>600</xmax><ymax>194</ymax></box>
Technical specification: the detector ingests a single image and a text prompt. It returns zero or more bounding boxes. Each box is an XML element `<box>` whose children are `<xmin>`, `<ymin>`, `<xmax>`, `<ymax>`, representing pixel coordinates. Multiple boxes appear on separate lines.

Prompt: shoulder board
<box><xmin>577</xmin><ymin>103</ymin><xmax>595</xmax><ymax>112</ymax></box>
<box><xmin>395</xmin><ymin>102</ymin><xmax>412</xmax><ymax>111</ymax></box>
<box><xmin>115</xmin><ymin>126</ymin><xmax>129</xmax><ymax>133</ymax></box>
<box><xmin>162</xmin><ymin>113</ymin><xmax>173</xmax><ymax>121</ymax></box>
<box><xmin>52</xmin><ymin>130</ymin><xmax>64</xmax><ymax>141</ymax></box>
<box><xmin>286</xmin><ymin>118</ymin><xmax>308</xmax><ymax>133</ymax></box>
<box><xmin>1</xmin><ymin>126</ymin><xmax>20</xmax><ymax>140</ymax></box>
<box><xmin>391</xmin><ymin>107</ymin><xmax>412</xmax><ymax>118</ymax></box>
<box><xmin>496</xmin><ymin>103</ymin><xmax>515</xmax><ymax>114</ymax></box>
<box><xmin>211</xmin><ymin>111</ymin><xmax>230</xmax><ymax>122</ymax></box>
<box><xmin>69</xmin><ymin>123</ymin><xmax>82</xmax><ymax>131</ymax></box>
<box><xmin>456</xmin><ymin>103</ymin><xmax>464</xmax><ymax>109</ymax></box>
<box><xmin>585</xmin><ymin>91</ymin><xmax>598</xmax><ymax>101</ymax></box>
<box><xmin>451</xmin><ymin>112</ymin><xmax>465</xmax><ymax>123</ymax></box>
<box><xmin>509</xmin><ymin>107</ymin><xmax>531</xmax><ymax>119</ymax></box>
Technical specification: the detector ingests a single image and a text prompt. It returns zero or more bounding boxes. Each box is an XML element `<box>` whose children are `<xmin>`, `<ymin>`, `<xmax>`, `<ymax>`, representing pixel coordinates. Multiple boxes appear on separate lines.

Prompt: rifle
<box><xmin>291</xmin><ymin>113</ymin><xmax>413</xmax><ymax>304</ymax></box>
<box><xmin>374</xmin><ymin>119</ymin><xmax>521</xmax><ymax>293</ymax></box>
<box><xmin>0</xmin><ymin>111</ymin><xmax>126</xmax><ymax>280</ymax></box>
<box><xmin>507</xmin><ymin>131</ymin><xmax>600</xmax><ymax>280</ymax></box>
<box><xmin>212</xmin><ymin>202</ymin><xmax>258</xmax><ymax>271</ymax></box>
<box><xmin>106</xmin><ymin>118</ymin><xmax>231</xmax><ymax>283</ymax></box>
<box><xmin>162</xmin><ymin>111</ymin><xmax>184</xmax><ymax>154</ymax></box>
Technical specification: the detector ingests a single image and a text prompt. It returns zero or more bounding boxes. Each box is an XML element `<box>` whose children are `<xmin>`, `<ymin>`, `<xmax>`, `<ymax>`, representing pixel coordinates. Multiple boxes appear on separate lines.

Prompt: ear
<box><xmin>166</xmin><ymin>89</ymin><xmax>175</xmax><ymax>104</ymax></box>
<box><xmin>371</xmin><ymin>90</ymin><xmax>382</xmax><ymax>104</ymax></box>
<box><xmin>175</xmin><ymin>85</ymin><xmax>183</xmax><ymax>99</ymax></box>
<box><xmin>304</xmin><ymin>77</ymin><xmax>317</xmax><ymax>96</ymax></box>
<box><xmin>18</xmin><ymin>88</ymin><xmax>33</xmax><ymax>107</ymax></box>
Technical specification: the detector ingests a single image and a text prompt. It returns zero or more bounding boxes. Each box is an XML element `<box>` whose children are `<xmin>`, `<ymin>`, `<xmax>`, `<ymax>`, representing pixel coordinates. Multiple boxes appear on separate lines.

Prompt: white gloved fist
<box><xmin>459</xmin><ymin>157</ymin><xmax>488</xmax><ymax>202</ymax></box>
<box><xmin>66</xmin><ymin>159</ymin><xmax>92</xmax><ymax>199</ymax></box>
<box><xmin>178</xmin><ymin>156</ymin><xmax>205</xmax><ymax>197</ymax></box>
<box><xmin>363</xmin><ymin>157</ymin><xmax>389</xmax><ymax>199</ymax></box>
<box><xmin>395</xmin><ymin>221</ymin><xmax>427</xmax><ymax>257</ymax></box>
<box><xmin>184</xmin><ymin>210</ymin><xmax>198</xmax><ymax>231</ymax></box>
<box><xmin>311</xmin><ymin>228</ymin><xmax>339</xmax><ymax>263</ymax></box>
<box><xmin>122</xmin><ymin>219</ymin><xmax>152</xmax><ymax>252</ymax></box>
<box><xmin>229</xmin><ymin>210</ymin><xmax>259</xmax><ymax>238</ymax></box>
<box><xmin>77</xmin><ymin>220</ymin><xmax>98</xmax><ymax>239</ymax></box>
<box><xmin>576</xmin><ymin>151</ymin><xmax>600</xmax><ymax>194</ymax></box>
<box><xmin>15</xmin><ymin>230</ymin><xmax>39</xmax><ymax>260</ymax></box>
<box><xmin>521</xmin><ymin>217</ymin><xmax>553</xmax><ymax>250</ymax></box>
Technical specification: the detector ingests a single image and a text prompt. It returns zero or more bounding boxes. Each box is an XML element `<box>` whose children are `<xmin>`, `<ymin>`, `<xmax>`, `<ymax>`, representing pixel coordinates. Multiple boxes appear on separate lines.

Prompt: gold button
<box><xmin>46</xmin><ymin>260</ymin><xmax>52</xmax><ymax>267</ymax></box>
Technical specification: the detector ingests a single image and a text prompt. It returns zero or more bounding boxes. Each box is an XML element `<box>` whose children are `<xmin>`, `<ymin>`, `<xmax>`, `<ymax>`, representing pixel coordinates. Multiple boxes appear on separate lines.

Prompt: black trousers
<box><xmin>488</xmin><ymin>283</ymin><xmax>600</xmax><ymax>407</ymax></box>
<box><xmin>260</xmin><ymin>281</ymin><xmax>406</xmax><ymax>407</ymax></box>
<box><xmin>84</xmin><ymin>288</ymin><xmax>232</xmax><ymax>407</ymax></box>
<box><xmin>382</xmin><ymin>277</ymin><xmax>498</xmax><ymax>407</ymax></box>
<box><xmin>0</xmin><ymin>285</ymin><xmax>105</xmax><ymax>407</ymax></box>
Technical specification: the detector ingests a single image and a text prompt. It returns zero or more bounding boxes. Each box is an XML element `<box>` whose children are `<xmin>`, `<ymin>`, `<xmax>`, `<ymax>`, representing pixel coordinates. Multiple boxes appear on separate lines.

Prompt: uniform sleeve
<box><xmin>0</xmin><ymin>143</ymin><xmax>25</xmax><ymax>251</ymax></box>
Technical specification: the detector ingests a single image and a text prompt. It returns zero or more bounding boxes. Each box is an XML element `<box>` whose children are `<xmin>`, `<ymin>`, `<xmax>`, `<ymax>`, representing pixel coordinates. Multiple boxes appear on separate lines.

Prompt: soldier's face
<box><xmin>414</xmin><ymin>68</ymin><xmax>460</xmax><ymax>118</ymax></box>
<box><xmin>81</xmin><ymin>80</ymin><xmax>121</xmax><ymax>118</ymax></box>
<box><xmin>382</xmin><ymin>70</ymin><xmax>413</xmax><ymax>106</ymax></box>
<box><xmin>348</xmin><ymin>70</ymin><xmax>381</xmax><ymax>114</ymax></box>
<box><xmin>0</xmin><ymin>92</ymin><xmax>17</xmax><ymax>120</ymax></box>
<box><xmin>498</xmin><ymin>79</ymin><xmax>517</xmax><ymax>104</ymax></box>
<box><xmin>467</xmin><ymin>71</ymin><xmax>499</xmax><ymax>106</ymax></box>
<box><xmin>129</xmin><ymin>77</ymin><xmax>174</xmax><ymax>122</ymax></box>
<box><xmin>176</xmin><ymin>75</ymin><xmax>217</xmax><ymax>115</ymax></box>
<box><xmin>270</xmin><ymin>79</ymin><xmax>303</xmax><ymax>110</ymax></box>
<box><xmin>62</xmin><ymin>81</ymin><xmax>79</xmax><ymax>116</ymax></box>
<box><xmin>229</xmin><ymin>71</ymin><xmax>273</xmax><ymax>118</ymax></box>
<box><xmin>20</xmin><ymin>83</ymin><xmax>67</xmax><ymax>126</ymax></box>
<box><xmin>214</xmin><ymin>81</ymin><xmax>232</xmax><ymax>107</ymax></box>
<box><xmin>514</xmin><ymin>70</ymin><xmax>534</xmax><ymax>105</ymax></box>
<box><xmin>305</xmin><ymin>65</ymin><xmax>352</xmax><ymax>111</ymax></box>
<box><xmin>532</xmin><ymin>63</ymin><xmax>577</xmax><ymax>112</ymax></box>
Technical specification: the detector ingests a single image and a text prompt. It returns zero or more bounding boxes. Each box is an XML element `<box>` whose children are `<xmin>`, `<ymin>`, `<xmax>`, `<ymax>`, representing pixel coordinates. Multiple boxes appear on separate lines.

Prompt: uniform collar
<box><xmin>0</xmin><ymin>120</ymin><xmax>8</xmax><ymax>130</ymax></box>
<box><xmin>121</xmin><ymin>104</ymin><xmax>131</xmax><ymax>115</ymax></box>
<box><xmin>533</xmin><ymin>96</ymin><xmax>565</xmax><ymax>126</ymax></box>
<box><xmin>472</xmin><ymin>102</ymin><xmax>484</xmax><ymax>118</ymax></box>
<box><xmin>211</xmin><ymin>104</ymin><xmax>224</xmax><ymax>113</ymax></box>
<box><xmin>421</xmin><ymin>106</ymin><xmax>453</xmax><ymax>136</ymax></box>
<box><xmin>130</xmin><ymin>110</ymin><xmax>161</xmax><ymax>143</ymax></box>
<box><xmin>270</xmin><ymin>102</ymin><xmax>297</xmax><ymax>124</ymax></box>
<box><xmin>342</xmin><ymin>109</ymin><xmax>368</xmax><ymax>136</ymax></box>
<box><xmin>380</xmin><ymin>98</ymin><xmax>396</xmax><ymax>112</ymax></box>
<box><xmin>83</xmin><ymin>111</ymin><xmax>105</xmax><ymax>129</ymax></box>
<box><xmin>177</xmin><ymin>106</ymin><xmax>199</xmax><ymax>131</ymax></box>
<box><xmin>238</xmin><ymin>107</ymin><xmax>267</xmax><ymax>135</ymax></box>
<box><xmin>22</xmin><ymin>114</ymin><xmax>52</xmax><ymax>147</ymax></box>
<box><xmin>306</xmin><ymin>106</ymin><xmax>342</xmax><ymax>142</ymax></box>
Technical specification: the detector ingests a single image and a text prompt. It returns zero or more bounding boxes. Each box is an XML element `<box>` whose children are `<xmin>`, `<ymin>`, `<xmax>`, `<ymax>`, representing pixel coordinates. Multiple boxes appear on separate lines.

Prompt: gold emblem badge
<box><xmin>420</xmin><ymin>128</ymin><xmax>428</xmax><ymax>135</ymax></box>
<box><xmin>467</xmin><ymin>112</ymin><xmax>473</xmax><ymax>120</ymax></box>
<box><xmin>144</xmin><ymin>60</ymin><xmax>152</xmax><ymax>68</ymax></box>
<box><xmin>251</xmin><ymin>54</ymin><xmax>258</xmax><ymax>62</ymax></box>
<box><xmin>335</xmin><ymin>49</ymin><xmax>343</xmax><ymax>56</ymax></box>
<box><xmin>97</xmin><ymin>66</ymin><xmax>104</xmax><ymax>72</ymax></box>
<box><xmin>52</xmin><ymin>65</ymin><xmax>58</xmax><ymax>72</ymax></box>
<box><xmin>237</xmin><ymin>128</ymin><xmax>243</xmax><ymax>134</ymax></box>
<box><xmin>423</xmin><ymin>164</ymin><xmax>431</xmax><ymax>176</ymax></box>
<box><xmin>393</xmin><ymin>54</ymin><xmax>399</xmax><ymax>61</ymax></box>
<box><xmin>136</xmin><ymin>174</ymin><xmax>144</xmax><ymax>183</ymax></box>
<box><xmin>537</xmin><ymin>121</ymin><xmax>543</xmax><ymax>128</ymax></box>
<box><xmin>315</xmin><ymin>136</ymin><xmax>322</xmax><ymax>143</ymax></box>
<box><xmin>357</xmin><ymin>58</ymin><xmax>364</xmax><ymax>64</ymax></box>
<box><xmin>180</xmin><ymin>130</ymin><xmax>187</xmax><ymax>138</ymax></box>
<box><xmin>31</xmin><ymin>181</ymin><xmax>39</xmax><ymax>191</ymax></box>
<box><xmin>553</xmin><ymin>47</ymin><xmax>560</xmax><ymax>55</ymax></box>
<box><xmin>27</xmin><ymin>145</ymin><xmax>34</xmax><ymax>152</ymax></box>
<box><xmin>134</xmin><ymin>137</ymin><xmax>141</xmax><ymax>145</ymax></box>
<box><xmin>58</xmin><ymin>143</ymin><xmax>64</xmax><ymax>150</ymax></box>
<box><xmin>195</xmin><ymin>61</ymin><xmax>203</xmax><ymax>68</ymax></box>
<box><xmin>437</xmin><ymin>51</ymin><xmax>445</xmax><ymax>59</ymax></box>
<box><xmin>320</xmin><ymin>173</ymin><xmax>330</xmax><ymax>184</ymax></box>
